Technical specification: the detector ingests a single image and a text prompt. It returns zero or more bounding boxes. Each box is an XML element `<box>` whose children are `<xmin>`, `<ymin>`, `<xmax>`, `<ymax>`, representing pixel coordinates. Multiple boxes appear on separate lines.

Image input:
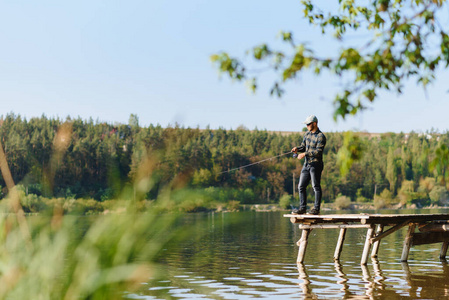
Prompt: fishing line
<box><xmin>219</xmin><ymin>151</ymin><xmax>292</xmax><ymax>174</ymax></box>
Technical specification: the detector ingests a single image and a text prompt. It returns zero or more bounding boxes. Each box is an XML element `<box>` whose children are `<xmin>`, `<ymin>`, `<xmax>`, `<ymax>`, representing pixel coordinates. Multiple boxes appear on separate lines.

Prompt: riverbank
<box><xmin>241</xmin><ymin>203</ymin><xmax>449</xmax><ymax>213</ymax></box>
<box><xmin>15</xmin><ymin>190</ymin><xmax>449</xmax><ymax>215</ymax></box>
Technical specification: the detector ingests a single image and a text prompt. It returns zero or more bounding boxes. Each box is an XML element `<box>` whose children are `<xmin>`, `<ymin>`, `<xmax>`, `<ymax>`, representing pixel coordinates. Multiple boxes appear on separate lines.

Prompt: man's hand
<box><xmin>291</xmin><ymin>147</ymin><xmax>298</xmax><ymax>153</ymax></box>
<box><xmin>297</xmin><ymin>153</ymin><xmax>306</xmax><ymax>160</ymax></box>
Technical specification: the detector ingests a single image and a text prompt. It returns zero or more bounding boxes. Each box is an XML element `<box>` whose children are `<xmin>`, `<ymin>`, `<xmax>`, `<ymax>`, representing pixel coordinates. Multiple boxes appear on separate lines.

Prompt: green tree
<box><xmin>128</xmin><ymin>114</ymin><xmax>139</xmax><ymax>128</ymax></box>
<box><xmin>430</xmin><ymin>143</ymin><xmax>449</xmax><ymax>186</ymax></box>
<box><xmin>386</xmin><ymin>147</ymin><xmax>398</xmax><ymax>194</ymax></box>
<box><xmin>1</xmin><ymin>113</ymin><xmax>448</xmax><ymax>207</ymax></box>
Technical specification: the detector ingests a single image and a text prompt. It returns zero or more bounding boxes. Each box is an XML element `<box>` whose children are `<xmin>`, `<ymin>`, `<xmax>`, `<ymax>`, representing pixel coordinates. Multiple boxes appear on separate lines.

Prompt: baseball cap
<box><xmin>303</xmin><ymin>115</ymin><xmax>318</xmax><ymax>124</ymax></box>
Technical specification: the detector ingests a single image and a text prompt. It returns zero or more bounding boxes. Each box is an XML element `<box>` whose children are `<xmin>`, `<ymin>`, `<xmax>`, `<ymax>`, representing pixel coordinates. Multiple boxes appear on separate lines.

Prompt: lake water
<box><xmin>129</xmin><ymin>209</ymin><xmax>449</xmax><ymax>299</ymax></box>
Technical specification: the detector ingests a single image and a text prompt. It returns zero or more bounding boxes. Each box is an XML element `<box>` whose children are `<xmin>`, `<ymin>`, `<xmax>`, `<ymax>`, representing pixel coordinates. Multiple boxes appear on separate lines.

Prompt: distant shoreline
<box><xmin>239</xmin><ymin>203</ymin><xmax>449</xmax><ymax>213</ymax></box>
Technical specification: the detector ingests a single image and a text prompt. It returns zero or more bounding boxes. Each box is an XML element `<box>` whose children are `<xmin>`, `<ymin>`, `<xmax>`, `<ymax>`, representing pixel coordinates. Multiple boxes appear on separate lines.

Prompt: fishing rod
<box><xmin>219</xmin><ymin>151</ymin><xmax>293</xmax><ymax>174</ymax></box>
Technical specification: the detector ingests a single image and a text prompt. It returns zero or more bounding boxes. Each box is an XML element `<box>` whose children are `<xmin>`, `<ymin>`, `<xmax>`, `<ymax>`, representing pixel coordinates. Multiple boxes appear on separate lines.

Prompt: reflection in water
<box><xmin>334</xmin><ymin>261</ymin><xmax>349</xmax><ymax>292</ymax></box>
<box><xmin>297</xmin><ymin>263</ymin><xmax>315</xmax><ymax>298</ymax></box>
<box><xmin>127</xmin><ymin>211</ymin><xmax>449</xmax><ymax>299</ymax></box>
<box><xmin>372</xmin><ymin>258</ymin><xmax>385</xmax><ymax>289</ymax></box>
<box><xmin>297</xmin><ymin>261</ymin><xmax>385</xmax><ymax>299</ymax></box>
<box><xmin>402</xmin><ymin>261</ymin><xmax>449</xmax><ymax>299</ymax></box>
<box><xmin>296</xmin><ymin>259</ymin><xmax>449</xmax><ymax>300</ymax></box>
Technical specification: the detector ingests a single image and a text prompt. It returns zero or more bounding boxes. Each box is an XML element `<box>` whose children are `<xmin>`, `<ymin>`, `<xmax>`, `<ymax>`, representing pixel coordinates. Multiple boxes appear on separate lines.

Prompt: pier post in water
<box><xmin>401</xmin><ymin>223</ymin><xmax>416</xmax><ymax>262</ymax></box>
<box><xmin>333</xmin><ymin>228</ymin><xmax>347</xmax><ymax>261</ymax></box>
<box><xmin>440</xmin><ymin>241</ymin><xmax>449</xmax><ymax>260</ymax></box>
<box><xmin>361</xmin><ymin>225</ymin><xmax>375</xmax><ymax>265</ymax></box>
<box><xmin>297</xmin><ymin>229</ymin><xmax>311</xmax><ymax>263</ymax></box>
<box><xmin>371</xmin><ymin>224</ymin><xmax>384</xmax><ymax>258</ymax></box>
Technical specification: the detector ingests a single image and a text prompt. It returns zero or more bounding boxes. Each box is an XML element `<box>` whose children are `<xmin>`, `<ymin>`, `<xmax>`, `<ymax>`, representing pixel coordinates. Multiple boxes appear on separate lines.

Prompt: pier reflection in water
<box><xmin>297</xmin><ymin>259</ymin><xmax>449</xmax><ymax>299</ymax></box>
<box><xmin>128</xmin><ymin>210</ymin><xmax>449</xmax><ymax>299</ymax></box>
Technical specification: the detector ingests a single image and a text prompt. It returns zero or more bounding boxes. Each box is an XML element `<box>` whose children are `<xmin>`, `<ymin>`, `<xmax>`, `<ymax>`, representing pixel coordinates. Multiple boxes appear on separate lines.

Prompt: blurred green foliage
<box><xmin>0</xmin><ymin>198</ymin><xmax>179</xmax><ymax>299</ymax></box>
<box><xmin>0</xmin><ymin>132</ymin><xmax>182</xmax><ymax>299</ymax></box>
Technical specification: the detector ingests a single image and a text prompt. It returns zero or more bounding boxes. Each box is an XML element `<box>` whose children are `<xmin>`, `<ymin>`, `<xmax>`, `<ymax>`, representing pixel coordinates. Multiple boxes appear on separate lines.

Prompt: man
<box><xmin>291</xmin><ymin>115</ymin><xmax>326</xmax><ymax>215</ymax></box>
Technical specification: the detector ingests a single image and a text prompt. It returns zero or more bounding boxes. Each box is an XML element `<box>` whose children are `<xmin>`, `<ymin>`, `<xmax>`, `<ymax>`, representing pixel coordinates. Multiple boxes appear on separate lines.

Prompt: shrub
<box><xmin>27</xmin><ymin>183</ymin><xmax>43</xmax><ymax>196</ymax></box>
<box><xmin>398</xmin><ymin>180</ymin><xmax>429</xmax><ymax>206</ymax></box>
<box><xmin>242</xmin><ymin>188</ymin><xmax>257</xmax><ymax>204</ymax></box>
<box><xmin>279</xmin><ymin>194</ymin><xmax>293</xmax><ymax>209</ymax></box>
<box><xmin>379</xmin><ymin>188</ymin><xmax>394</xmax><ymax>204</ymax></box>
<box><xmin>373</xmin><ymin>196</ymin><xmax>387</xmax><ymax>209</ymax></box>
<box><xmin>429</xmin><ymin>185</ymin><xmax>449</xmax><ymax>206</ymax></box>
<box><xmin>419</xmin><ymin>177</ymin><xmax>436</xmax><ymax>193</ymax></box>
<box><xmin>164</xmin><ymin>189</ymin><xmax>215</xmax><ymax>212</ymax></box>
<box><xmin>356</xmin><ymin>195</ymin><xmax>370</xmax><ymax>203</ymax></box>
<box><xmin>398</xmin><ymin>180</ymin><xmax>414</xmax><ymax>205</ymax></box>
<box><xmin>192</xmin><ymin>168</ymin><xmax>212</xmax><ymax>187</ymax></box>
<box><xmin>177</xmin><ymin>197</ymin><xmax>208</xmax><ymax>212</ymax></box>
<box><xmin>226</xmin><ymin>200</ymin><xmax>241</xmax><ymax>211</ymax></box>
<box><xmin>99</xmin><ymin>188</ymin><xmax>115</xmax><ymax>202</ymax></box>
<box><xmin>71</xmin><ymin>199</ymin><xmax>104</xmax><ymax>214</ymax></box>
<box><xmin>356</xmin><ymin>188</ymin><xmax>370</xmax><ymax>203</ymax></box>
<box><xmin>202</xmin><ymin>187</ymin><xmax>257</xmax><ymax>204</ymax></box>
<box><xmin>21</xmin><ymin>194</ymin><xmax>48</xmax><ymax>213</ymax></box>
<box><xmin>374</xmin><ymin>189</ymin><xmax>393</xmax><ymax>209</ymax></box>
<box><xmin>102</xmin><ymin>200</ymin><xmax>128</xmax><ymax>213</ymax></box>
<box><xmin>334</xmin><ymin>194</ymin><xmax>351</xmax><ymax>209</ymax></box>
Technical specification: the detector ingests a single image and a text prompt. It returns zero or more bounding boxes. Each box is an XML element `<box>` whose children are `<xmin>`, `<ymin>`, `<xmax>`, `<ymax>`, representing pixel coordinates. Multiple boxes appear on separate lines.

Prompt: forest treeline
<box><xmin>1</xmin><ymin>113</ymin><xmax>448</xmax><ymax>212</ymax></box>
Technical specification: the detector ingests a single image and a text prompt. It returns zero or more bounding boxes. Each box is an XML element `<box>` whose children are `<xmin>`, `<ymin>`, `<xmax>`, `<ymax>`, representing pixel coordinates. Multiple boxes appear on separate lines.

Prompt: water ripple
<box><xmin>128</xmin><ymin>211</ymin><xmax>449</xmax><ymax>299</ymax></box>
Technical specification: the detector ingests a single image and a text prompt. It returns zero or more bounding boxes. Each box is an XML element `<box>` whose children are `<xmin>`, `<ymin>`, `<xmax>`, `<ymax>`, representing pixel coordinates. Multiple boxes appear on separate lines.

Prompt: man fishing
<box><xmin>291</xmin><ymin>115</ymin><xmax>326</xmax><ymax>215</ymax></box>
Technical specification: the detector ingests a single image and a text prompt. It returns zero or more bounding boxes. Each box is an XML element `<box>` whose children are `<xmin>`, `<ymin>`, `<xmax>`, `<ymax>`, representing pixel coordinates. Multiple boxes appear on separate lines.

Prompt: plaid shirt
<box><xmin>297</xmin><ymin>129</ymin><xmax>326</xmax><ymax>164</ymax></box>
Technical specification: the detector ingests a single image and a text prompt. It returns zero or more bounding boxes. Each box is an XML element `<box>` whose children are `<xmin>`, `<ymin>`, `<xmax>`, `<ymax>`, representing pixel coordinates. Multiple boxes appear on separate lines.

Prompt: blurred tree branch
<box><xmin>211</xmin><ymin>0</ymin><xmax>449</xmax><ymax>120</ymax></box>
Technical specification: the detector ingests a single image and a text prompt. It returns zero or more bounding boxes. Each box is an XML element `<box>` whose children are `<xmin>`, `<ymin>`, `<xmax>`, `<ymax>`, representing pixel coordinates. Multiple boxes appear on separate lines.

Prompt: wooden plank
<box><xmin>284</xmin><ymin>213</ymin><xmax>449</xmax><ymax>220</ymax></box>
<box><xmin>361</xmin><ymin>225</ymin><xmax>375</xmax><ymax>265</ymax></box>
<box><xmin>299</xmin><ymin>224</ymin><xmax>371</xmax><ymax>229</ymax></box>
<box><xmin>371</xmin><ymin>220</ymin><xmax>411</xmax><ymax>243</ymax></box>
<box><xmin>418</xmin><ymin>223</ymin><xmax>449</xmax><ymax>232</ymax></box>
<box><xmin>401</xmin><ymin>224</ymin><xmax>416</xmax><ymax>262</ymax></box>
<box><xmin>286</xmin><ymin>214</ymin><xmax>370</xmax><ymax>224</ymax></box>
<box><xmin>361</xmin><ymin>213</ymin><xmax>449</xmax><ymax>221</ymax></box>
<box><xmin>297</xmin><ymin>229</ymin><xmax>311</xmax><ymax>263</ymax></box>
<box><xmin>440</xmin><ymin>242</ymin><xmax>449</xmax><ymax>260</ymax></box>
<box><xmin>334</xmin><ymin>228</ymin><xmax>347</xmax><ymax>261</ymax></box>
<box><xmin>371</xmin><ymin>224</ymin><xmax>384</xmax><ymax>258</ymax></box>
<box><xmin>411</xmin><ymin>232</ymin><xmax>449</xmax><ymax>246</ymax></box>
<box><xmin>290</xmin><ymin>217</ymin><xmax>300</xmax><ymax>223</ymax></box>
<box><xmin>361</xmin><ymin>214</ymin><xmax>449</xmax><ymax>225</ymax></box>
<box><xmin>284</xmin><ymin>213</ymin><xmax>370</xmax><ymax>219</ymax></box>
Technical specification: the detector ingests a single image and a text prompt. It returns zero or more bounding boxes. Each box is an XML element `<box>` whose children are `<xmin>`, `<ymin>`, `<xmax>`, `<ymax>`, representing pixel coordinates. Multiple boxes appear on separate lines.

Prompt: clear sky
<box><xmin>1</xmin><ymin>0</ymin><xmax>448</xmax><ymax>133</ymax></box>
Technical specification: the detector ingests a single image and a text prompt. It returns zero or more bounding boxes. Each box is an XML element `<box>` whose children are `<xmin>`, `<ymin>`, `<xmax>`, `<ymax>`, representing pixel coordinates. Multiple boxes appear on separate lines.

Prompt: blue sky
<box><xmin>1</xmin><ymin>0</ymin><xmax>448</xmax><ymax>133</ymax></box>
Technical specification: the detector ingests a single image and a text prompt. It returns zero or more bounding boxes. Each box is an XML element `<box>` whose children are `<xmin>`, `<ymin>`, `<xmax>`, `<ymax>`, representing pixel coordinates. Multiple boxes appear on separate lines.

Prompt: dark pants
<box><xmin>298</xmin><ymin>162</ymin><xmax>323</xmax><ymax>210</ymax></box>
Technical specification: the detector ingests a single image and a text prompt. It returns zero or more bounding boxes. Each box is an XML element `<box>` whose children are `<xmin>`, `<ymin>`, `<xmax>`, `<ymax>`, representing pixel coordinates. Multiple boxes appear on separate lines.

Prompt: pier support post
<box><xmin>371</xmin><ymin>224</ymin><xmax>384</xmax><ymax>258</ymax></box>
<box><xmin>297</xmin><ymin>229</ymin><xmax>311</xmax><ymax>263</ymax></box>
<box><xmin>440</xmin><ymin>241</ymin><xmax>449</xmax><ymax>260</ymax></box>
<box><xmin>334</xmin><ymin>228</ymin><xmax>347</xmax><ymax>261</ymax></box>
<box><xmin>401</xmin><ymin>223</ymin><xmax>416</xmax><ymax>262</ymax></box>
<box><xmin>361</xmin><ymin>225</ymin><xmax>375</xmax><ymax>265</ymax></box>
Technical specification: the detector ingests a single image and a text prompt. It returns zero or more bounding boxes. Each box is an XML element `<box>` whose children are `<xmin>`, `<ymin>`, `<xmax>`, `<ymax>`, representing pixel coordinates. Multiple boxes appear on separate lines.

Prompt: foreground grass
<box><xmin>0</xmin><ymin>191</ymin><xmax>180</xmax><ymax>300</ymax></box>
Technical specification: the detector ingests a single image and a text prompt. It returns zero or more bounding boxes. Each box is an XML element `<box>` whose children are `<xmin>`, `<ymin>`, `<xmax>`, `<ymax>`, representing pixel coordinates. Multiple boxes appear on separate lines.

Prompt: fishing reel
<box><xmin>292</xmin><ymin>152</ymin><xmax>298</xmax><ymax>158</ymax></box>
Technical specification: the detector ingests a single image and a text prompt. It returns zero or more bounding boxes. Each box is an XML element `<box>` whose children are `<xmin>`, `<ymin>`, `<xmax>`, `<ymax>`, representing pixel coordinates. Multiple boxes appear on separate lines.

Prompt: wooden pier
<box><xmin>284</xmin><ymin>213</ymin><xmax>449</xmax><ymax>265</ymax></box>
